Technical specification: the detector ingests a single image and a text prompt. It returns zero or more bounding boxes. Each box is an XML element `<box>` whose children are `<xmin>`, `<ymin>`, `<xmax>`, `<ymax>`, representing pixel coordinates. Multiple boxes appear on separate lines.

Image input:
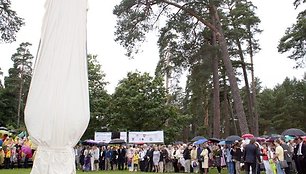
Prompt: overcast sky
<box><xmin>0</xmin><ymin>0</ymin><xmax>305</xmax><ymax>93</ymax></box>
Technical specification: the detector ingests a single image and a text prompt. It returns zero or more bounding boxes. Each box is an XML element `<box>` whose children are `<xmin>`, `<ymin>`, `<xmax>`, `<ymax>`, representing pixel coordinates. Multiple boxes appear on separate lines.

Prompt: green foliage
<box><xmin>0</xmin><ymin>0</ymin><xmax>24</xmax><ymax>43</ymax></box>
<box><xmin>258</xmin><ymin>77</ymin><xmax>306</xmax><ymax>135</ymax></box>
<box><xmin>294</xmin><ymin>0</ymin><xmax>306</xmax><ymax>8</ymax></box>
<box><xmin>82</xmin><ymin>55</ymin><xmax>110</xmax><ymax>139</ymax></box>
<box><xmin>113</xmin><ymin>0</ymin><xmax>158</xmax><ymax>57</ymax></box>
<box><xmin>109</xmin><ymin>71</ymin><xmax>187</xmax><ymax>143</ymax></box>
<box><xmin>223</xmin><ymin>0</ymin><xmax>262</xmax><ymax>57</ymax></box>
<box><xmin>278</xmin><ymin>1</ymin><xmax>306</xmax><ymax>68</ymax></box>
<box><xmin>0</xmin><ymin>42</ymin><xmax>33</xmax><ymax>127</ymax></box>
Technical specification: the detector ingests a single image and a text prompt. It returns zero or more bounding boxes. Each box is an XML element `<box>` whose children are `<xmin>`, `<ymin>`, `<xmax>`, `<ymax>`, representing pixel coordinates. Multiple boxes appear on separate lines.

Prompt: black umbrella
<box><xmin>97</xmin><ymin>142</ymin><xmax>108</xmax><ymax>147</ymax></box>
<box><xmin>108</xmin><ymin>138</ymin><xmax>126</xmax><ymax>145</ymax></box>
<box><xmin>225</xmin><ymin>135</ymin><xmax>241</xmax><ymax>142</ymax></box>
<box><xmin>9</xmin><ymin>130</ymin><xmax>17</xmax><ymax>134</ymax></box>
<box><xmin>191</xmin><ymin>136</ymin><xmax>206</xmax><ymax>142</ymax></box>
<box><xmin>82</xmin><ymin>139</ymin><xmax>99</xmax><ymax>146</ymax></box>
<box><xmin>209</xmin><ymin>138</ymin><xmax>221</xmax><ymax>143</ymax></box>
<box><xmin>281</xmin><ymin>128</ymin><xmax>306</xmax><ymax>136</ymax></box>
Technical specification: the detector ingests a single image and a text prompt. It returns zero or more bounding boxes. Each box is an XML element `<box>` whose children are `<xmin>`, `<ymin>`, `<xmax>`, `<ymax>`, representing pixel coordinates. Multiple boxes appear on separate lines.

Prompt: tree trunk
<box><xmin>210</xmin><ymin>7</ymin><xmax>221</xmax><ymax>138</ymax></box>
<box><xmin>212</xmin><ymin>6</ymin><xmax>249</xmax><ymax>134</ymax></box>
<box><xmin>236</xmin><ymin>39</ymin><xmax>254</xmax><ymax>134</ymax></box>
<box><xmin>204</xmin><ymin>99</ymin><xmax>210</xmax><ymax>136</ymax></box>
<box><xmin>247</xmin><ymin>25</ymin><xmax>259</xmax><ymax>136</ymax></box>
<box><xmin>228</xmin><ymin>92</ymin><xmax>239</xmax><ymax>135</ymax></box>
<box><xmin>223</xmin><ymin>76</ymin><xmax>230</xmax><ymax>137</ymax></box>
<box><xmin>183</xmin><ymin>126</ymin><xmax>190</xmax><ymax>143</ymax></box>
<box><xmin>17</xmin><ymin>67</ymin><xmax>24</xmax><ymax>128</ymax></box>
<box><xmin>160</xmin><ymin>0</ymin><xmax>250</xmax><ymax>134</ymax></box>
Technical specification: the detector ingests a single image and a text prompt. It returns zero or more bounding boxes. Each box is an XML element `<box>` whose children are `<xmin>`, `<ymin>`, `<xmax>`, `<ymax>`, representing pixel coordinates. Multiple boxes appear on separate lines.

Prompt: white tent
<box><xmin>24</xmin><ymin>0</ymin><xmax>89</xmax><ymax>173</ymax></box>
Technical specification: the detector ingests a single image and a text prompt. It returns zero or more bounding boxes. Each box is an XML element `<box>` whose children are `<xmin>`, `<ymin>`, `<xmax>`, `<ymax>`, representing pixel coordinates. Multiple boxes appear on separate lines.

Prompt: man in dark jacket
<box><xmin>243</xmin><ymin>138</ymin><xmax>260</xmax><ymax>174</ymax></box>
<box><xmin>197</xmin><ymin>145</ymin><xmax>204</xmax><ymax>174</ymax></box>
<box><xmin>145</xmin><ymin>146</ymin><xmax>154</xmax><ymax>172</ymax></box>
<box><xmin>293</xmin><ymin>137</ymin><xmax>306</xmax><ymax>174</ymax></box>
<box><xmin>183</xmin><ymin>144</ymin><xmax>192</xmax><ymax>173</ymax></box>
<box><xmin>117</xmin><ymin>145</ymin><xmax>126</xmax><ymax>170</ymax></box>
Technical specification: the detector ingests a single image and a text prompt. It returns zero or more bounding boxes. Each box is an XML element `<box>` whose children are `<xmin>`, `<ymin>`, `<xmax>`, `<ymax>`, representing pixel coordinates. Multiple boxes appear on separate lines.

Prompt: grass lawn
<box><xmin>0</xmin><ymin>168</ymin><xmax>229</xmax><ymax>174</ymax></box>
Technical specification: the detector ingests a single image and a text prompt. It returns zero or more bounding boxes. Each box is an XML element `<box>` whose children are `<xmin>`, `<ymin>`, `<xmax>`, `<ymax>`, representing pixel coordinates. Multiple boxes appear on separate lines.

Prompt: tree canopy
<box><xmin>0</xmin><ymin>0</ymin><xmax>24</xmax><ymax>43</ymax></box>
<box><xmin>0</xmin><ymin>42</ymin><xmax>33</xmax><ymax>128</ymax></box>
<box><xmin>278</xmin><ymin>0</ymin><xmax>306</xmax><ymax>68</ymax></box>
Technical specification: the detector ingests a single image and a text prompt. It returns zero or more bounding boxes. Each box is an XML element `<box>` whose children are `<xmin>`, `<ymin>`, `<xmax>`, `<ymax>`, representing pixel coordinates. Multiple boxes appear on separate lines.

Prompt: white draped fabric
<box><xmin>24</xmin><ymin>0</ymin><xmax>89</xmax><ymax>173</ymax></box>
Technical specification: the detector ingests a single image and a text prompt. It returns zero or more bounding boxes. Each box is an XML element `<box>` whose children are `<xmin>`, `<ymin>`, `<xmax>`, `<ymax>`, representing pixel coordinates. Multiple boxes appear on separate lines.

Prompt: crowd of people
<box><xmin>74</xmin><ymin>136</ymin><xmax>306</xmax><ymax>174</ymax></box>
<box><xmin>0</xmin><ymin>132</ymin><xmax>306</xmax><ymax>174</ymax></box>
<box><xmin>0</xmin><ymin>135</ymin><xmax>35</xmax><ymax>169</ymax></box>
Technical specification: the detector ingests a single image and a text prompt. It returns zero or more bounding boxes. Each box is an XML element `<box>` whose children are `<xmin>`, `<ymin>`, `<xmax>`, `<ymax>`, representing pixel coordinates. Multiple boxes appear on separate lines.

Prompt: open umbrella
<box><xmin>242</xmin><ymin>134</ymin><xmax>254</xmax><ymax>139</ymax></box>
<box><xmin>97</xmin><ymin>142</ymin><xmax>108</xmax><ymax>147</ymax></box>
<box><xmin>21</xmin><ymin>145</ymin><xmax>32</xmax><ymax>155</ymax></box>
<box><xmin>0</xmin><ymin>130</ymin><xmax>9</xmax><ymax>135</ymax></box>
<box><xmin>209</xmin><ymin>138</ymin><xmax>221</xmax><ymax>143</ymax></box>
<box><xmin>270</xmin><ymin>134</ymin><xmax>282</xmax><ymax>138</ymax></box>
<box><xmin>82</xmin><ymin>139</ymin><xmax>98</xmax><ymax>146</ymax></box>
<box><xmin>194</xmin><ymin>138</ymin><xmax>208</xmax><ymax>145</ymax></box>
<box><xmin>255</xmin><ymin>137</ymin><xmax>266</xmax><ymax>142</ymax></box>
<box><xmin>0</xmin><ymin>127</ymin><xmax>8</xmax><ymax>131</ymax></box>
<box><xmin>284</xmin><ymin>135</ymin><xmax>295</xmax><ymax>142</ymax></box>
<box><xmin>191</xmin><ymin>136</ymin><xmax>206</xmax><ymax>142</ymax></box>
<box><xmin>225</xmin><ymin>135</ymin><xmax>241</xmax><ymax>142</ymax></box>
<box><xmin>260</xmin><ymin>135</ymin><xmax>269</xmax><ymax>139</ymax></box>
<box><xmin>108</xmin><ymin>138</ymin><xmax>126</xmax><ymax>145</ymax></box>
<box><xmin>281</xmin><ymin>128</ymin><xmax>306</xmax><ymax>137</ymax></box>
<box><xmin>18</xmin><ymin>131</ymin><xmax>27</xmax><ymax>138</ymax></box>
<box><xmin>218</xmin><ymin>141</ymin><xmax>226</xmax><ymax>145</ymax></box>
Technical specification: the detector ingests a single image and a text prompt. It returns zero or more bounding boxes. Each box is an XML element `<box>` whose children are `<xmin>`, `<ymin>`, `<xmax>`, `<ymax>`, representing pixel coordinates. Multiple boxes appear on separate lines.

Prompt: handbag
<box><xmin>94</xmin><ymin>159</ymin><xmax>99</xmax><ymax>164</ymax></box>
<box><xmin>279</xmin><ymin>160</ymin><xmax>288</xmax><ymax>168</ymax></box>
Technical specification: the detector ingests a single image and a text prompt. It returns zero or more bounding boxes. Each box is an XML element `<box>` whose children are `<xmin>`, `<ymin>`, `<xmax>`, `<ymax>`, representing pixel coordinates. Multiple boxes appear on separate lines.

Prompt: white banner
<box><xmin>128</xmin><ymin>131</ymin><xmax>164</xmax><ymax>143</ymax></box>
<box><xmin>120</xmin><ymin>132</ymin><xmax>128</xmax><ymax>143</ymax></box>
<box><xmin>94</xmin><ymin>132</ymin><xmax>111</xmax><ymax>143</ymax></box>
<box><xmin>94</xmin><ymin>132</ymin><xmax>127</xmax><ymax>143</ymax></box>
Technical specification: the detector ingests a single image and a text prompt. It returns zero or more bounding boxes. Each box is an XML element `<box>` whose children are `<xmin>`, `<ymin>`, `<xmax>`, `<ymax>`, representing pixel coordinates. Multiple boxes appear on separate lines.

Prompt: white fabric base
<box><xmin>31</xmin><ymin>147</ymin><xmax>76</xmax><ymax>174</ymax></box>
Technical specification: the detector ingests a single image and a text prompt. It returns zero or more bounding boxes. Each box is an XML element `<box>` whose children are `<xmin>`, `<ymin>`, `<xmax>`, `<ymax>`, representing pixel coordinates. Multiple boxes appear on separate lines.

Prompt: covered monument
<box><xmin>24</xmin><ymin>0</ymin><xmax>90</xmax><ymax>173</ymax></box>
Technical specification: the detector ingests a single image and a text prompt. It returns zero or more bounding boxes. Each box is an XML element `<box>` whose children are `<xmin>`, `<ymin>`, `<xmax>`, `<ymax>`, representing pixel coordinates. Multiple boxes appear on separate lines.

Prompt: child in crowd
<box><xmin>133</xmin><ymin>150</ymin><xmax>140</xmax><ymax>171</ymax></box>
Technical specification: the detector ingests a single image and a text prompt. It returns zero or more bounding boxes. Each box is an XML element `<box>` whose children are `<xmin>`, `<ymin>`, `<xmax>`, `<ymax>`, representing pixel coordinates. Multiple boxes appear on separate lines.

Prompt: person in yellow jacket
<box><xmin>133</xmin><ymin>150</ymin><xmax>140</xmax><ymax>171</ymax></box>
<box><xmin>0</xmin><ymin>147</ymin><xmax>4</xmax><ymax>166</ymax></box>
<box><xmin>4</xmin><ymin>146</ymin><xmax>11</xmax><ymax>169</ymax></box>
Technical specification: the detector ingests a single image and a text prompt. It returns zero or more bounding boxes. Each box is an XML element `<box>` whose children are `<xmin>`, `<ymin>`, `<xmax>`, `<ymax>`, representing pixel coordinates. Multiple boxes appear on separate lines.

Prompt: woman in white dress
<box><xmin>153</xmin><ymin>146</ymin><xmax>161</xmax><ymax>172</ymax></box>
<box><xmin>200</xmin><ymin>145</ymin><xmax>209</xmax><ymax>174</ymax></box>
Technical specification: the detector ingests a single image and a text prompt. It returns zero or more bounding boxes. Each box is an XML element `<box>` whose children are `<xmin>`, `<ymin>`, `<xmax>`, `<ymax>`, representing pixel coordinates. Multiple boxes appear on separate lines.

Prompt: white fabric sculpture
<box><xmin>24</xmin><ymin>0</ymin><xmax>89</xmax><ymax>173</ymax></box>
